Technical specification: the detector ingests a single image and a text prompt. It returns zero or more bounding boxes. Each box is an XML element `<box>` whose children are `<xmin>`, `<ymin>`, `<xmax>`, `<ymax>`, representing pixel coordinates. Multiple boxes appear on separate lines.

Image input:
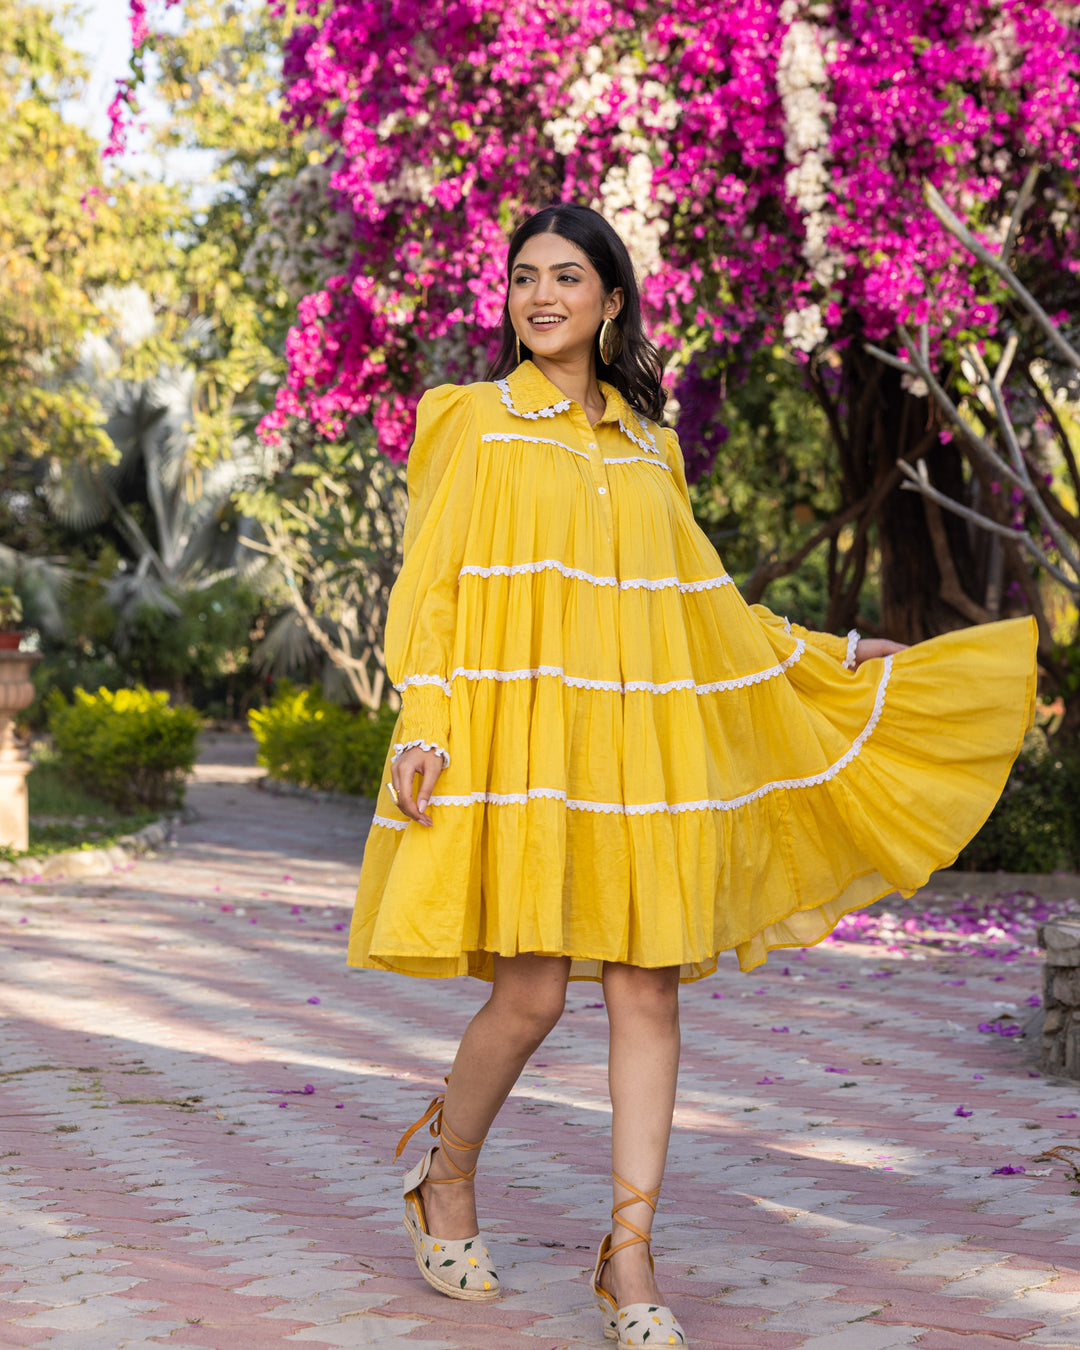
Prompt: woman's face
<box><xmin>507</xmin><ymin>230</ymin><xmax>623</xmax><ymax>365</ymax></box>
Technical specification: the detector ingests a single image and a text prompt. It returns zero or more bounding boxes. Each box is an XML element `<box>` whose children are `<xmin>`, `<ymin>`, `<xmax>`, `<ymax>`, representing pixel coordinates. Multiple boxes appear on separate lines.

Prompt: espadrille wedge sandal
<box><xmin>591</xmin><ymin>1173</ymin><xmax>687</xmax><ymax>1348</ymax></box>
<box><xmin>395</xmin><ymin>1086</ymin><xmax>500</xmax><ymax>1302</ymax></box>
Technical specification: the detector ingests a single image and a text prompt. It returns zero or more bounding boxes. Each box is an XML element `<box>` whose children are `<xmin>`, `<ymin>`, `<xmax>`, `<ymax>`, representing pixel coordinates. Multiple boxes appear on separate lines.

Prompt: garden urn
<box><xmin>0</xmin><ymin>650</ymin><xmax>40</xmax><ymax>852</ymax></box>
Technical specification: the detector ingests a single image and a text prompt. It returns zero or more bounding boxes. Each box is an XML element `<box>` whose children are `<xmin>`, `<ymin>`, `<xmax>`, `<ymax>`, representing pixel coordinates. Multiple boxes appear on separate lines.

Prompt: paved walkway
<box><xmin>2</xmin><ymin>734</ymin><xmax>1080</xmax><ymax>1349</ymax></box>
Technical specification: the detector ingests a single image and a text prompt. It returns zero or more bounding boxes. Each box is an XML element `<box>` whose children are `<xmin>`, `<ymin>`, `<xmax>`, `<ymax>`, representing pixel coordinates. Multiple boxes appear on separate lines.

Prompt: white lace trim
<box><xmin>396</xmin><ymin>673</ymin><xmax>453</xmax><ymax>696</ymax></box>
<box><xmin>372</xmin><ymin>813</ymin><xmax>409</xmax><ymax>831</ymax></box>
<box><xmin>423</xmin><ymin>656</ymin><xmax>892</xmax><ymax>815</ymax></box>
<box><xmin>396</xmin><ymin>641</ymin><xmax>805</xmax><ymax>699</ymax></box>
<box><xmin>495</xmin><ymin>378</ymin><xmax>571</xmax><ymax>420</ymax></box>
<box><xmin>390</xmin><ymin>738</ymin><xmax>450</xmax><ymax>768</ymax></box>
<box><xmin>457</xmin><ymin>559</ymin><xmax>732</xmax><ymax>593</ymax></box>
<box><xmin>617</xmin><ymin>414</ymin><xmax>660</xmax><ymax>455</ymax></box>
<box><xmin>481</xmin><ymin>432</ymin><xmax>588</xmax><ymax>460</ymax></box>
<box><xmin>604</xmin><ymin>456</ymin><xmax>672</xmax><ymax>472</ymax></box>
<box><xmin>842</xmin><ymin>629</ymin><xmax>860</xmax><ymax>671</ymax></box>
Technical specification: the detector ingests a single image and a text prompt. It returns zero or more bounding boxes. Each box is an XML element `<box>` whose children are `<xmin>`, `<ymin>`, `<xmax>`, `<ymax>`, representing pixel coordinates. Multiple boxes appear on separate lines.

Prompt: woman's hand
<box><xmin>390</xmin><ymin>747</ymin><xmax>446</xmax><ymax>827</ymax></box>
<box><xmin>853</xmin><ymin>637</ymin><xmax>908</xmax><ymax>669</ymax></box>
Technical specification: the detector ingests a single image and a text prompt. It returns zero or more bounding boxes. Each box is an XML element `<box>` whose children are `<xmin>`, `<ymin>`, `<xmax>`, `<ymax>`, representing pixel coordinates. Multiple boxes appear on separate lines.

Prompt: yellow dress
<box><xmin>348</xmin><ymin>361</ymin><xmax>1037</xmax><ymax>982</ymax></box>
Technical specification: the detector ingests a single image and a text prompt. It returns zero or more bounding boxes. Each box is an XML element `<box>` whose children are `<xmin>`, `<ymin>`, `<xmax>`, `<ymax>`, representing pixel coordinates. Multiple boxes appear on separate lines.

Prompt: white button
<box><xmin>598</xmin><ymin>486</ymin><xmax>607</xmax><ymax>495</ymax></box>
<box><xmin>588</xmin><ymin>441</ymin><xmax>597</xmax><ymax>449</ymax></box>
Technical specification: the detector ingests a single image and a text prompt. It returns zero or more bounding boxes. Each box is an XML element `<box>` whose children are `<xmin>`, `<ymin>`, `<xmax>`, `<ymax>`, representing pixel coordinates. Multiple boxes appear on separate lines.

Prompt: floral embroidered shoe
<box><xmin>395</xmin><ymin>1087</ymin><xmax>500</xmax><ymax>1302</ymax></box>
<box><xmin>591</xmin><ymin>1173</ymin><xmax>687</xmax><ymax>1348</ymax></box>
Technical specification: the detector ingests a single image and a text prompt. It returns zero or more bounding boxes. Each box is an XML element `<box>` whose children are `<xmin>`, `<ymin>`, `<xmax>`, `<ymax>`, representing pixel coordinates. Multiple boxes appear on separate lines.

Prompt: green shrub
<box><xmin>47</xmin><ymin>686</ymin><xmax>202</xmax><ymax>812</ymax></box>
<box><xmin>957</xmin><ymin>732</ymin><xmax>1080</xmax><ymax>873</ymax></box>
<box><xmin>249</xmin><ymin>684</ymin><xmax>398</xmax><ymax>798</ymax></box>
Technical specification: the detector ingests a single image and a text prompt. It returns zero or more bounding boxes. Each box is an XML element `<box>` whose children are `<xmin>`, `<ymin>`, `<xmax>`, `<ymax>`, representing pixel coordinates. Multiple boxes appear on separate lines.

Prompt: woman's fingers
<box><xmin>392</xmin><ymin>749</ymin><xmax>443</xmax><ymax>826</ymax></box>
<box><xmin>415</xmin><ymin>757</ymin><xmax>444</xmax><ymax>826</ymax></box>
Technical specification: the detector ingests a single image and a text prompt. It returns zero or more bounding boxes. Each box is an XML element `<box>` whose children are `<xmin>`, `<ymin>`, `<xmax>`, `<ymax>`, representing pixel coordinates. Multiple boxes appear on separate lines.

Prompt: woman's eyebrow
<box><xmin>511</xmin><ymin>261</ymin><xmax>586</xmax><ymax>272</ymax></box>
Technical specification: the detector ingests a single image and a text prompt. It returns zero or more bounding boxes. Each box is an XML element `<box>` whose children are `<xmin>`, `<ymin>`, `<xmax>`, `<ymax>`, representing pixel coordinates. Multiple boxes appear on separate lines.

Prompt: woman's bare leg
<box><xmin>598</xmin><ymin>961</ymin><xmax>681</xmax><ymax>1307</ymax></box>
<box><xmin>419</xmin><ymin>953</ymin><xmax>571</xmax><ymax>1238</ymax></box>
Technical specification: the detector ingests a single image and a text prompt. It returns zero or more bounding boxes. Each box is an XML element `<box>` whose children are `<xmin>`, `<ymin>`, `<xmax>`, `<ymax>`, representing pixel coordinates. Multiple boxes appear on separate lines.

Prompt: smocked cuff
<box><xmin>787</xmin><ymin>623</ymin><xmax>849</xmax><ymax>664</ymax></box>
<box><xmin>842</xmin><ymin>629</ymin><xmax>861</xmax><ymax>671</ymax></box>
<box><xmin>394</xmin><ymin>680</ymin><xmax>451</xmax><ymax>764</ymax></box>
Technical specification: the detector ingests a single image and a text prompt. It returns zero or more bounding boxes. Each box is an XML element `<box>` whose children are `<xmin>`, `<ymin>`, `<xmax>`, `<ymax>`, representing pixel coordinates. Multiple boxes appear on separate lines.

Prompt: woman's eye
<box><xmin>558</xmin><ymin>273</ymin><xmax>578</xmax><ymax>283</ymax></box>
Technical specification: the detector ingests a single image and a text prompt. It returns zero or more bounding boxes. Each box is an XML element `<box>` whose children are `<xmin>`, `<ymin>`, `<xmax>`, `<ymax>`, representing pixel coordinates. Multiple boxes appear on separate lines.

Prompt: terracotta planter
<box><xmin>0</xmin><ymin>632</ymin><xmax>21</xmax><ymax>651</ymax></box>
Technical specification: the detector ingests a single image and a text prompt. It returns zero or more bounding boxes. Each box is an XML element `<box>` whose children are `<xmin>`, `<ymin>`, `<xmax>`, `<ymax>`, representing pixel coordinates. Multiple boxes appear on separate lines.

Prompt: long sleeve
<box><xmin>385</xmin><ymin>384</ymin><xmax>479</xmax><ymax>765</ymax></box>
<box><xmin>665</xmin><ymin>428</ymin><xmax>851</xmax><ymax>664</ymax></box>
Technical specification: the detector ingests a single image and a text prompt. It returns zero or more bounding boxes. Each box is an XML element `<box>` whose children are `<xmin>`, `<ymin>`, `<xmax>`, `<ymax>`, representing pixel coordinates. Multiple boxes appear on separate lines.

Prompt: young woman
<box><xmin>348</xmin><ymin>203</ymin><xmax>1036</xmax><ymax>1348</ymax></box>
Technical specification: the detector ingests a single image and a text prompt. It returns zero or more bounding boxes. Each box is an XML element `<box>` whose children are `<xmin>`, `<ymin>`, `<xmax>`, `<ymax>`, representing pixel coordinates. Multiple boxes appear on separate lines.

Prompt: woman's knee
<box><xmin>490</xmin><ymin>955</ymin><xmax>568</xmax><ymax>1040</ymax></box>
<box><xmin>603</xmin><ymin>963</ymin><xmax>680</xmax><ymax>1025</ymax></box>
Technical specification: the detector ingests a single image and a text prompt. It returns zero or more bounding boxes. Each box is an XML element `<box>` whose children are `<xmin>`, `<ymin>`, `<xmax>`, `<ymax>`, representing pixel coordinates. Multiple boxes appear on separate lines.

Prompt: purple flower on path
<box><xmin>947</xmin><ymin>980</ymin><xmax>966</xmax><ymax>986</ymax></box>
<box><xmin>220</xmin><ymin>904</ymin><xmax>233</xmax><ymax>912</ymax></box>
<box><xmin>991</xmin><ymin>1165</ymin><xmax>1026</xmax><ymax>1176</ymax></box>
<box><xmin>291</xmin><ymin>905</ymin><xmax>301</xmax><ymax>915</ymax></box>
<box><xmin>335</xmin><ymin>1103</ymin><xmax>345</xmax><ymax>1109</ymax></box>
<box><xmin>584</xmin><ymin>1002</ymin><xmax>604</xmax><ymax>1009</ymax></box>
<box><xmin>283</xmin><ymin>874</ymin><xmax>293</xmax><ymax>882</ymax></box>
<box><xmin>836</xmin><ymin>982</ymin><xmax>852</xmax><ymax>989</ymax></box>
<box><xmin>1057</xmin><ymin>1112</ymin><xmax>1078</xmax><ymax>1119</ymax></box>
<box><xmin>954</xmin><ymin>1106</ymin><xmax>973</xmax><ymax>1117</ymax></box>
<box><xmin>782</xmin><ymin>967</ymin><xmax>791</xmax><ymax>976</ymax></box>
<box><xmin>824</xmin><ymin>1066</ymin><xmax>846</xmax><ymax>1074</ymax></box>
<box><xmin>973</xmin><ymin>1074</ymin><xmax>984</xmax><ymax>1080</ymax></box>
<box><xmin>1025</xmin><ymin>995</ymin><xmax>1041</xmax><ymax>1007</ymax></box>
<box><xmin>772</xmin><ymin>1027</ymin><xmax>789</xmax><ymax>1033</ymax></box>
<box><xmin>303</xmin><ymin>1084</ymin><xmax>315</xmax><ymax>1094</ymax></box>
<box><xmin>711</xmin><ymin>992</ymin><xmax>725</xmax><ymax>999</ymax></box>
<box><xmin>307</xmin><ymin>996</ymin><xmax>321</xmax><ymax>1005</ymax></box>
<box><xmin>278</xmin><ymin>1102</ymin><xmax>288</xmax><ymax>1108</ymax></box>
<box><xmin>756</xmin><ymin>1076</ymin><xmax>775</xmax><ymax>1085</ymax></box>
<box><xmin>333</xmin><ymin>923</ymin><xmax>346</xmax><ymax>931</ymax></box>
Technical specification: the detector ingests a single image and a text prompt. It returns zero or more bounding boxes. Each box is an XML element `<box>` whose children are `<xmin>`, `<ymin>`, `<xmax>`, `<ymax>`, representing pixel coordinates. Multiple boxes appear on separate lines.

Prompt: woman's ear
<box><xmin>606</xmin><ymin>287</ymin><xmax>625</xmax><ymax>319</ymax></box>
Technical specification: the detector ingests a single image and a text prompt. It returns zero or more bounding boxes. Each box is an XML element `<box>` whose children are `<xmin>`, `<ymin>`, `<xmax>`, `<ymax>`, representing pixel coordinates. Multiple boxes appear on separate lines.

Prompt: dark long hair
<box><xmin>486</xmin><ymin>203</ymin><xmax>667</xmax><ymax>422</ymax></box>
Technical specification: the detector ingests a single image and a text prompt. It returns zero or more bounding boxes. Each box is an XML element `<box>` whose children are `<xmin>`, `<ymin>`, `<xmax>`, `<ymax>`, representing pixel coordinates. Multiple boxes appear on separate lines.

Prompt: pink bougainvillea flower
<box><xmin>1057</xmin><ymin>1112</ymin><xmax>1078</xmax><ymax>1118</ymax></box>
<box><xmin>954</xmin><ymin>1106</ymin><xmax>973</xmax><ymax>1117</ymax></box>
<box><xmin>824</xmin><ymin>1066</ymin><xmax>847</xmax><ymax>1073</ymax></box>
<box><xmin>756</xmin><ymin>1076</ymin><xmax>775</xmax><ymax>1085</ymax></box>
<box><xmin>307</xmin><ymin>996</ymin><xmax>321</xmax><ymax>1004</ymax></box>
<box><xmin>584</xmin><ymin>1002</ymin><xmax>605</xmax><ymax>1009</ymax></box>
<box><xmin>772</xmin><ymin>1027</ymin><xmax>790</xmax><ymax>1033</ymax></box>
<box><xmin>991</xmin><ymin>1165</ymin><xmax>1026</xmax><ymax>1175</ymax></box>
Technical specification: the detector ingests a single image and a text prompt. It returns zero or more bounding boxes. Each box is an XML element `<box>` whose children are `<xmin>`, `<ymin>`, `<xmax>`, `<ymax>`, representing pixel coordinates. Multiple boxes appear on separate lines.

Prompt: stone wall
<box><xmin>1038</xmin><ymin>916</ymin><xmax>1080</xmax><ymax>1080</ymax></box>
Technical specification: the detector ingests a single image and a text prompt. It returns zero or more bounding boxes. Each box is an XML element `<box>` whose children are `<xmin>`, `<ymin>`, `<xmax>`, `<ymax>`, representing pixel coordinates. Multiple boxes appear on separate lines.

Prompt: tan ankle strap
<box><xmin>393</xmin><ymin>1078</ymin><xmax>486</xmax><ymax>1180</ymax></box>
<box><xmin>606</xmin><ymin>1171</ymin><xmax>661</xmax><ymax>1259</ymax></box>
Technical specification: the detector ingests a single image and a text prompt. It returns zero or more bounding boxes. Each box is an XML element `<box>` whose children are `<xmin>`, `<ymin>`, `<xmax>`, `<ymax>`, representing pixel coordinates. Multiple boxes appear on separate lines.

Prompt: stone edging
<box><xmin>0</xmin><ymin>816</ymin><xmax>175</xmax><ymax>884</ymax></box>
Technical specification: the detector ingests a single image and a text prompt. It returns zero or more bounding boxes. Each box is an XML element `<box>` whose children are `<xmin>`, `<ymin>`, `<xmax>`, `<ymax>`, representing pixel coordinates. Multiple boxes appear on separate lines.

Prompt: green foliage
<box><xmin>958</xmin><ymin>733</ymin><xmax>1080</xmax><ymax>873</ymax></box>
<box><xmin>249</xmin><ymin>683</ymin><xmax>397</xmax><ymax>798</ymax></box>
<box><xmin>47</xmin><ymin>685</ymin><xmax>202</xmax><ymax>812</ymax></box>
<box><xmin>13</xmin><ymin>746</ymin><xmax>158</xmax><ymax>858</ymax></box>
<box><xmin>0</xmin><ymin>584</ymin><xmax>22</xmax><ymax>629</ymax></box>
<box><xmin>688</xmin><ymin>348</ymin><xmax>847</xmax><ymax>628</ymax></box>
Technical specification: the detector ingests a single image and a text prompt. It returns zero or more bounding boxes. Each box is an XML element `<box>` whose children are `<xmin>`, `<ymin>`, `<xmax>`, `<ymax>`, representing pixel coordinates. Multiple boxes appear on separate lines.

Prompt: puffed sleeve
<box><xmin>384</xmin><ymin>384</ymin><xmax>479</xmax><ymax>766</ymax></box>
<box><xmin>665</xmin><ymin>427</ymin><xmax>852</xmax><ymax>665</ymax></box>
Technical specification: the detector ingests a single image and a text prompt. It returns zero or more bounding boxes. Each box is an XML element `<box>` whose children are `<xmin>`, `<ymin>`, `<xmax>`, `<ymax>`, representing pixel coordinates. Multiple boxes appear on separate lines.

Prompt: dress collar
<box><xmin>496</xmin><ymin>361</ymin><xmax>661</xmax><ymax>453</ymax></box>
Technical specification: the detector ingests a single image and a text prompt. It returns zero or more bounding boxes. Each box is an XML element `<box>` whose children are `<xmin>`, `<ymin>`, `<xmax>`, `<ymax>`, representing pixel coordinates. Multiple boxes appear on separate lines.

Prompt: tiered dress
<box><xmin>348</xmin><ymin>361</ymin><xmax>1037</xmax><ymax>982</ymax></box>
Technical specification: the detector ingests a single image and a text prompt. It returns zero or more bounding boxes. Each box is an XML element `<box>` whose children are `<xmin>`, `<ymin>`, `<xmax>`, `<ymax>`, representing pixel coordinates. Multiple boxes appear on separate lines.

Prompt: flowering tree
<box><xmin>117</xmin><ymin>0</ymin><xmax>1080</xmax><ymax>654</ymax></box>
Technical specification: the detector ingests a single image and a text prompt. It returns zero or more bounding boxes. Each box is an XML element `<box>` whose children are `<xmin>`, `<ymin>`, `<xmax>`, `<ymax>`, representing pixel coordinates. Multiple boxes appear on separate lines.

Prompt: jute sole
<box><xmin>402</xmin><ymin>1210</ymin><xmax>500</xmax><ymax>1303</ymax></box>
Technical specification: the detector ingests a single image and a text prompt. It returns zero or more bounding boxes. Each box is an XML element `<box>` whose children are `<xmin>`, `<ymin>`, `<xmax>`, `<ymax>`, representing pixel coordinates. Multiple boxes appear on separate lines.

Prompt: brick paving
<box><xmin>1</xmin><ymin>733</ymin><xmax>1079</xmax><ymax>1349</ymax></box>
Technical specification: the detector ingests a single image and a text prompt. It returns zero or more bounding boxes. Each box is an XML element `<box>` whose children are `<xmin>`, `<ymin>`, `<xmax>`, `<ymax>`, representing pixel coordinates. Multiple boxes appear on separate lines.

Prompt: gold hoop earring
<box><xmin>598</xmin><ymin>317</ymin><xmax>623</xmax><ymax>366</ymax></box>
<box><xmin>515</xmin><ymin>333</ymin><xmax>522</xmax><ymax>364</ymax></box>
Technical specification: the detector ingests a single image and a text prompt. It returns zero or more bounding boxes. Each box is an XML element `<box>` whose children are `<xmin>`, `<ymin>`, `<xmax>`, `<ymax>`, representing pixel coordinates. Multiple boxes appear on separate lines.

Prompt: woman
<box><xmin>348</xmin><ymin>203</ymin><xmax>1036</xmax><ymax>1348</ymax></box>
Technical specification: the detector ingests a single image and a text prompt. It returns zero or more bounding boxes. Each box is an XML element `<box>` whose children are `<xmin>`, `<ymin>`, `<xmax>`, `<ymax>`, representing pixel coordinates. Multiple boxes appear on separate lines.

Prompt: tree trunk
<box><xmin>816</xmin><ymin>345</ymin><xmax>990</xmax><ymax>644</ymax></box>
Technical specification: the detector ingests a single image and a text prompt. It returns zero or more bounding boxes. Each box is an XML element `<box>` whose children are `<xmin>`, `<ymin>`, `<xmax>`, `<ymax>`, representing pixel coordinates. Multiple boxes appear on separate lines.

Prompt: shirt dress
<box><xmin>347</xmin><ymin>361</ymin><xmax>1037</xmax><ymax>983</ymax></box>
